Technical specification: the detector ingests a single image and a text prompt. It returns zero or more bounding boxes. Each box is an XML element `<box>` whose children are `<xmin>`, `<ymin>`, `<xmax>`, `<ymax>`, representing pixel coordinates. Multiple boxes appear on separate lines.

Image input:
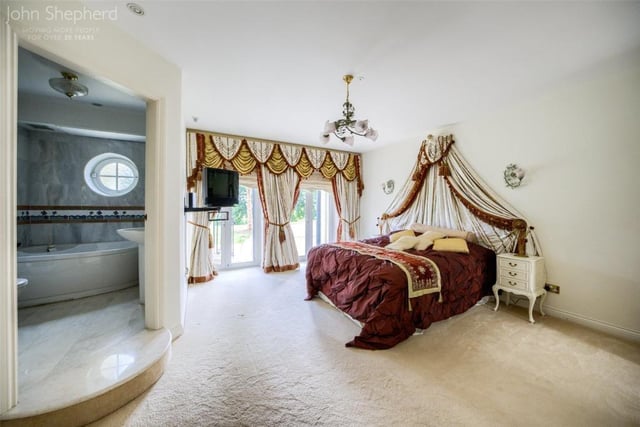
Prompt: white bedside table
<box><xmin>492</xmin><ymin>253</ymin><xmax>547</xmax><ymax>323</ymax></box>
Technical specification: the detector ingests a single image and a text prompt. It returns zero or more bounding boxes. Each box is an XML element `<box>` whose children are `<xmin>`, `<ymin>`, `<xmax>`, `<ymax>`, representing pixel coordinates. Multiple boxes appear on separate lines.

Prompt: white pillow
<box><xmin>389</xmin><ymin>229</ymin><xmax>415</xmax><ymax>243</ymax></box>
<box><xmin>385</xmin><ymin>235</ymin><xmax>419</xmax><ymax>251</ymax></box>
<box><xmin>410</xmin><ymin>223</ymin><xmax>474</xmax><ymax>242</ymax></box>
<box><xmin>414</xmin><ymin>231</ymin><xmax>446</xmax><ymax>251</ymax></box>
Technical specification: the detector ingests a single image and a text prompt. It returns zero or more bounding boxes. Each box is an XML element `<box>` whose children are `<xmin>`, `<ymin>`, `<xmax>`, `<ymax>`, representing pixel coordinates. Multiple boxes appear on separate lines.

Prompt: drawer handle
<box><xmin>508</xmin><ymin>262</ymin><xmax>518</xmax><ymax>267</ymax></box>
<box><xmin>508</xmin><ymin>271</ymin><xmax>517</xmax><ymax>276</ymax></box>
<box><xmin>508</xmin><ymin>281</ymin><xmax>518</xmax><ymax>286</ymax></box>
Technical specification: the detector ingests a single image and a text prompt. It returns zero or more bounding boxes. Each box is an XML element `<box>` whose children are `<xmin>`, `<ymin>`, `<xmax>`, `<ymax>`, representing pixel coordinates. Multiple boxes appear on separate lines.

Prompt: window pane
<box><xmin>100</xmin><ymin>162</ymin><xmax>117</xmax><ymax>176</ymax></box>
<box><xmin>118</xmin><ymin>163</ymin><xmax>134</xmax><ymax>177</ymax></box>
<box><xmin>292</xmin><ymin>190</ymin><xmax>306</xmax><ymax>257</ymax></box>
<box><xmin>210</xmin><ymin>221</ymin><xmax>222</xmax><ymax>266</ymax></box>
<box><xmin>85</xmin><ymin>153</ymin><xmax>139</xmax><ymax>197</ymax></box>
<box><xmin>100</xmin><ymin>176</ymin><xmax>117</xmax><ymax>190</ymax></box>
<box><xmin>231</xmin><ymin>186</ymin><xmax>254</xmax><ymax>264</ymax></box>
<box><xmin>312</xmin><ymin>191</ymin><xmax>320</xmax><ymax>246</ymax></box>
<box><xmin>118</xmin><ymin>177</ymin><xmax>134</xmax><ymax>190</ymax></box>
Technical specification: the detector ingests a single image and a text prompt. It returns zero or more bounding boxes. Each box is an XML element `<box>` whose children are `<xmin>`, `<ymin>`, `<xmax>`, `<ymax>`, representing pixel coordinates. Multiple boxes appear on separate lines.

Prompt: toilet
<box><xmin>17</xmin><ymin>278</ymin><xmax>28</xmax><ymax>296</ymax></box>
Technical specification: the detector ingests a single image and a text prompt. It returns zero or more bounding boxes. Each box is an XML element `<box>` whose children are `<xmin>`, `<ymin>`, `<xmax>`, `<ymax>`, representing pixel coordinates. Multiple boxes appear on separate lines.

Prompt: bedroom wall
<box><xmin>361</xmin><ymin>48</ymin><xmax>640</xmax><ymax>339</ymax></box>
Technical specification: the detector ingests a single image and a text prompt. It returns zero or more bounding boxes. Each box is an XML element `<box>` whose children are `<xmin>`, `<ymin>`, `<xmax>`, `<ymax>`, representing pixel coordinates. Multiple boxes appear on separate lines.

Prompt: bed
<box><xmin>305</xmin><ymin>231</ymin><xmax>496</xmax><ymax>350</ymax></box>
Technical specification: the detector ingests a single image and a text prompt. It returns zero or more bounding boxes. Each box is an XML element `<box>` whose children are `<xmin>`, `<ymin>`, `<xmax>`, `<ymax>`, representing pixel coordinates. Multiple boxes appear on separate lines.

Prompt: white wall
<box><xmin>361</xmin><ymin>49</ymin><xmax>640</xmax><ymax>338</ymax></box>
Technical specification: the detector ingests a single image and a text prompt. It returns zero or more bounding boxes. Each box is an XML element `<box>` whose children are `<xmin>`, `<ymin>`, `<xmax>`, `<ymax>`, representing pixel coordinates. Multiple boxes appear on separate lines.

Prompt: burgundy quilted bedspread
<box><xmin>305</xmin><ymin>235</ymin><xmax>496</xmax><ymax>349</ymax></box>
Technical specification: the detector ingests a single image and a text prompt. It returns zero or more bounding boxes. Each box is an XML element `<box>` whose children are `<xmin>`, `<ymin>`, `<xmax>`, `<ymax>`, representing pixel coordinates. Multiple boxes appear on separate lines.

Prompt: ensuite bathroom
<box><xmin>12</xmin><ymin>46</ymin><xmax>153</xmax><ymax>414</ymax></box>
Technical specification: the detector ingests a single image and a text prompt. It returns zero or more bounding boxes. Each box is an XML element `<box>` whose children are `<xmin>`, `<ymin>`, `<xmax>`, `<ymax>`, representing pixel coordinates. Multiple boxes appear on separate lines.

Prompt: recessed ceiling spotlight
<box><xmin>127</xmin><ymin>3</ymin><xmax>145</xmax><ymax>16</ymax></box>
<box><xmin>92</xmin><ymin>102</ymin><xmax>103</xmax><ymax>107</ymax></box>
<box><xmin>192</xmin><ymin>116</ymin><xmax>199</xmax><ymax>123</ymax></box>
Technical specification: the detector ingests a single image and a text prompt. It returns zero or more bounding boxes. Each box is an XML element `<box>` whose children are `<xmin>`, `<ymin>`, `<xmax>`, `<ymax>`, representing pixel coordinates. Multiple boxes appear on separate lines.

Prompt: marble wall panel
<box><xmin>17</xmin><ymin>128</ymin><xmax>146</xmax><ymax>245</ymax></box>
<box><xmin>17</xmin><ymin>126</ymin><xmax>30</xmax><ymax>205</ymax></box>
<box><xmin>20</xmin><ymin>221</ymin><xmax>142</xmax><ymax>247</ymax></box>
<box><xmin>22</xmin><ymin>129</ymin><xmax>145</xmax><ymax>206</ymax></box>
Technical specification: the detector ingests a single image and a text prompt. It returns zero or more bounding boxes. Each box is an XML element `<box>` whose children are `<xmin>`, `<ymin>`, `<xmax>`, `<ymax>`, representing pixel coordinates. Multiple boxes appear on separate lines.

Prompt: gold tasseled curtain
<box><xmin>186</xmin><ymin>130</ymin><xmax>365</xmax><ymax>272</ymax></box>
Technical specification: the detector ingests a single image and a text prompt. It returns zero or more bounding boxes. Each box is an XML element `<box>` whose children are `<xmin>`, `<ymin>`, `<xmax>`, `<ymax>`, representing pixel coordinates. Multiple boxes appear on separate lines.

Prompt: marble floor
<box><xmin>1</xmin><ymin>287</ymin><xmax>170</xmax><ymax>420</ymax></box>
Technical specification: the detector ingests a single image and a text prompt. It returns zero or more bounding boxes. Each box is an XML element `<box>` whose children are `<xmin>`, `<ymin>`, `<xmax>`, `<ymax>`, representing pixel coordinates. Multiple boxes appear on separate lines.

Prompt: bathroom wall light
<box><xmin>504</xmin><ymin>164</ymin><xmax>525</xmax><ymax>188</ymax></box>
<box><xmin>381</xmin><ymin>179</ymin><xmax>394</xmax><ymax>194</ymax></box>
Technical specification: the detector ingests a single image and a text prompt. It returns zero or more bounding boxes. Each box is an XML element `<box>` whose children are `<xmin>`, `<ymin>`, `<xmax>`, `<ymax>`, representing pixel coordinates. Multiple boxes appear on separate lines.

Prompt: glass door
<box><xmin>211</xmin><ymin>185</ymin><xmax>262</xmax><ymax>269</ymax></box>
<box><xmin>292</xmin><ymin>189</ymin><xmax>337</xmax><ymax>260</ymax></box>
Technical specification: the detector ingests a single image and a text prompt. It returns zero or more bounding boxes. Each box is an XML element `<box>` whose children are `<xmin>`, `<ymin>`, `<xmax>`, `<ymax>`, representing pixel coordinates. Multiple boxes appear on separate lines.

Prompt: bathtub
<box><xmin>17</xmin><ymin>241</ymin><xmax>139</xmax><ymax>308</ymax></box>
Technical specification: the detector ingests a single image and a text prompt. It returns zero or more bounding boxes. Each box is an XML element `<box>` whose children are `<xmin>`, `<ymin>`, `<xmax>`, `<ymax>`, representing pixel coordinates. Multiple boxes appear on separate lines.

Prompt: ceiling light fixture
<box><xmin>321</xmin><ymin>74</ymin><xmax>378</xmax><ymax>146</ymax></box>
<box><xmin>127</xmin><ymin>3</ymin><xmax>145</xmax><ymax>16</ymax></box>
<box><xmin>48</xmin><ymin>71</ymin><xmax>88</xmax><ymax>99</ymax></box>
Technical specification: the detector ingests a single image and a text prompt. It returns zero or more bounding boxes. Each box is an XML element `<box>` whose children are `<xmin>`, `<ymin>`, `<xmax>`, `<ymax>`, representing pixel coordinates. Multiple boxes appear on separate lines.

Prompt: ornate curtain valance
<box><xmin>186</xmin><ymin>130</ymin><xmax>364</xmax><ymax>195</ymax></box>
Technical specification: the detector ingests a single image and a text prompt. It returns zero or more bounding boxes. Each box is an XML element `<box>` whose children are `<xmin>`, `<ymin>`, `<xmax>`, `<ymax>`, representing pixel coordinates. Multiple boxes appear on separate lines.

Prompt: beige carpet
<box><xmin>90</xmin><ymin>265</ymin><xmax>640</xmax><ymax>427</ymax></box>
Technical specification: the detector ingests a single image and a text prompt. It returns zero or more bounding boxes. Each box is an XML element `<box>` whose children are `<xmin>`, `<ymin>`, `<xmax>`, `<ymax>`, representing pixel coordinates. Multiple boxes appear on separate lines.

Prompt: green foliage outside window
<box><xmin>232</xmin><ymin>186</ymin><xmax>248</xmax><ymax>225</ymax></box>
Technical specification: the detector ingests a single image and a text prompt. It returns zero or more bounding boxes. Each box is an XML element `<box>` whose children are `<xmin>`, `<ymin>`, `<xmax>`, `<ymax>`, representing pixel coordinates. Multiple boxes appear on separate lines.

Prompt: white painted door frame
<box><xmin>0</xmin><ymin>16</ymin><xmax>19</xmax><ymax>414</ymax></box>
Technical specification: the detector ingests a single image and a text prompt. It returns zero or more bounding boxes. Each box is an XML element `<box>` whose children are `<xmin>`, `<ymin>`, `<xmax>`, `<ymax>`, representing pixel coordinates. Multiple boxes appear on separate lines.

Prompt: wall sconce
<box><xmin>381</xmin><ymin>179</ymin><xmax>394</xmax><ymax>194</ymax></box>
<box><xmin>504</xmin><ymin>164</ymin><xmax>525</xmax><ymax>188</ymax></box>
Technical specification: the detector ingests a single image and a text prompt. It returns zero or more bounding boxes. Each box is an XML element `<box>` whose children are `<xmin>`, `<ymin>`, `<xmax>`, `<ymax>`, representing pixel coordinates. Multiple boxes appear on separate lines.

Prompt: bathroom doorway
<box><xmin>12</xmin><ymin>46</ymin><xmax>151</xmax><ymax>409</ymax></box>
<box><xmin>1</xmin><ymin>14</ymin><xmax>184</xmax><ymax>415</ymax></box>
<box><xmin>16</xmin><ymin>47</ymin><xmax>147</xmax><ymax>307</ymax></box>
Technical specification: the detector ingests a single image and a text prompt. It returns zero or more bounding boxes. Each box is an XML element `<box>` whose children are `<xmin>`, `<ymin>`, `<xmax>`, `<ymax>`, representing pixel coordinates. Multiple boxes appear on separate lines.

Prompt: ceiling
<box><xmin>18</xmin><ymin>47</ymin><xmax>146</xmax><ymax>111</ymax></box>
<box><xmin>24</xmin><ymin>1</ymin><xmax>640</xmax><ymax>152</ymax></box>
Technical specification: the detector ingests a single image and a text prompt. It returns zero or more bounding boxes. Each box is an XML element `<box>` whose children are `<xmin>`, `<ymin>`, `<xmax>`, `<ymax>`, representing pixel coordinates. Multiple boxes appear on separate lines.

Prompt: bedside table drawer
<box><xmin>499</xmin><ymin>258</ymin><xmax>529</xmax><ymax>272</ymax></box>
<box><xmin>501</xmin><ymin>269</ymin><xmax>528</xmax><ymax>281</ymax></box>
<box><xmin>499</xmin><ymin>276</ymin><xmax>527</xmax><ymax>291</ymax></box>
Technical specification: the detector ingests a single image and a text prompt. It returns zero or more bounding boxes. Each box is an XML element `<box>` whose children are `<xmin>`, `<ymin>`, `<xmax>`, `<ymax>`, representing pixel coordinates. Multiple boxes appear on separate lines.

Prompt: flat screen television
<box><xmin>203</xmin><ymin>167</ymin><xmax>239</xmax><ymax>207</ymax></box>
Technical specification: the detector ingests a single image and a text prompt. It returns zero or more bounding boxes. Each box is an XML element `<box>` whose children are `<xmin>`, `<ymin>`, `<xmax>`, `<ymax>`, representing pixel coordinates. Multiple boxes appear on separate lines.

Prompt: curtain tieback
<box><xmin>188</xmin><ymin>221</ymin><xmax>213</xmax><ymax>248</ymax></box>
<box><xmin>268</xmin><ymin>221</ymin><xmax>290</xmax><ymax>243</ymax></box>
<box><xmin>339</xmin><ymin>216</ymin><xmax>360</xmax><ymax>239</ymax></box>
<box><xmin>339</xmin><ymin>216</ymin><xmax>360</xmax><ymax>225</ymax></box>
<box><xmin>188</xmin><ymin>221</ymin><xmax>209</xmax><ymax>230</ymax></box>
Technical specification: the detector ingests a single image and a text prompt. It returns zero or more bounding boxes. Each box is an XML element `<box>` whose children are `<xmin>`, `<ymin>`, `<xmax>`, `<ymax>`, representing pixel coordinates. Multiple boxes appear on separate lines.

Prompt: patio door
<box><xmin>210</xmin><ymin>184</ymin><xmax>262</xmax><ymax>269</ymax></box>
<box><xmin>292</xmin><ymin>187</ymin><xmax>337</xmax><ymax>260</ymax></box>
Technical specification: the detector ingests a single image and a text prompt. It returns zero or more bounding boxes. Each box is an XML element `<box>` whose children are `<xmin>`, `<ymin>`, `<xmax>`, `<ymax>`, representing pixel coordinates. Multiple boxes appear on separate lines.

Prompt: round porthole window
<box><xmin>84</xmin><ymin>153</ymin><xmax>139</xmax><ymax>197</ymax></box>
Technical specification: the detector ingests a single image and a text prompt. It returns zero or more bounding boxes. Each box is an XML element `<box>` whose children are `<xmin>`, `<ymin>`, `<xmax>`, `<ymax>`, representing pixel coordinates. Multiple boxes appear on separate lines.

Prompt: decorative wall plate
<box><xmin>381</xmin><ymin>179</ymin><xmax>394</xmax><ymax>194</ymax></box>
<box><xmin>504</xmin><ymin>164</ymin><xmax>525</xmax><ymax>188</ymax></box>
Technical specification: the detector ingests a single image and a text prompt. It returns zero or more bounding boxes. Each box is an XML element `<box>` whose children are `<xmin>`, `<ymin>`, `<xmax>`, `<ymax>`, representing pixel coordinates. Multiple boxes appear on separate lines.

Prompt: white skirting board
<box><xmin>497</xmin><ymin>295</ymin><xmax>640</xmax><ymax>343</ymax></box>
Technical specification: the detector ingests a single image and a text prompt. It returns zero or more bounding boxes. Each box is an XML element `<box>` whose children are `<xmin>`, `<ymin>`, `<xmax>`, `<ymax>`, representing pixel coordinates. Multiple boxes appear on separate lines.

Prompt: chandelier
<box><xmin>320</xmin><ymin>74</ymin><xmax>378</xmax><ymax>146</ymax></box>
<box><xmin>49</xmin><ymin>71</ymin><xmax>88</xmax><ymax>99</ymax></box>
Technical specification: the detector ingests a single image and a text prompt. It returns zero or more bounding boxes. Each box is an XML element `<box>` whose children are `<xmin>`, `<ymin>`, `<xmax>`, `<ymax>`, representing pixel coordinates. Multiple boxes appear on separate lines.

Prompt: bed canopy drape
<box><xmin>186</xmin><ymin>130</ymin><xmax>365</xmax><ymax>273</ymax></box>
<box><xmin>379</xmin><ymin>135</ymin><xmax>542</xmax><ymax>257</ymax></box>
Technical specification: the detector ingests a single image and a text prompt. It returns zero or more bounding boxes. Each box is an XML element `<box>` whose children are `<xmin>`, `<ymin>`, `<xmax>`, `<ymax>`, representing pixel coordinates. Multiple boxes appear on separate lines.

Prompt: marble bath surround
<box><xmin>17</xmin><ymin>241</ymin><xmax>139</xmax><ymax>308</ymax></box>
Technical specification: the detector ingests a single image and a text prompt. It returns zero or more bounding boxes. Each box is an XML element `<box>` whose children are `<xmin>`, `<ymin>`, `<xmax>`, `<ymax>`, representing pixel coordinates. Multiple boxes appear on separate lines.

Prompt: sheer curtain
<box><xmin>186</xmin><ymin>133</ymin><xmax>218</xmax><ymax>283</ymax></box>
<box><xmin>257</xmin><ymin>165</ymin><xmax>301</xmax><ymax>272</ymax></box>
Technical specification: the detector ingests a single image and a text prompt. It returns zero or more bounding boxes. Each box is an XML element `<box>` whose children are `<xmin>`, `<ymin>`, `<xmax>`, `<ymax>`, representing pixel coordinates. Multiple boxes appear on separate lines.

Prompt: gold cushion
<box><xmin>432</xmin><ymin>238</ymin><xmax>470</xmax><ymax>254</ymax></box>
<box><xmin>414</xmin><ymin>231</ymin><xmax>446</xmax><ymax>251</ymax></box>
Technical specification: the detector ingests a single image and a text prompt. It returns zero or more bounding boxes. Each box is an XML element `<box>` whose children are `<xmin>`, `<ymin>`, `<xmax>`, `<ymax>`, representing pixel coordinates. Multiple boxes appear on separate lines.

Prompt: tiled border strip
<box><xmin>17</xmin><ymin>205</ymin><xmax>145</xmax><ymax>225</ymax></box>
